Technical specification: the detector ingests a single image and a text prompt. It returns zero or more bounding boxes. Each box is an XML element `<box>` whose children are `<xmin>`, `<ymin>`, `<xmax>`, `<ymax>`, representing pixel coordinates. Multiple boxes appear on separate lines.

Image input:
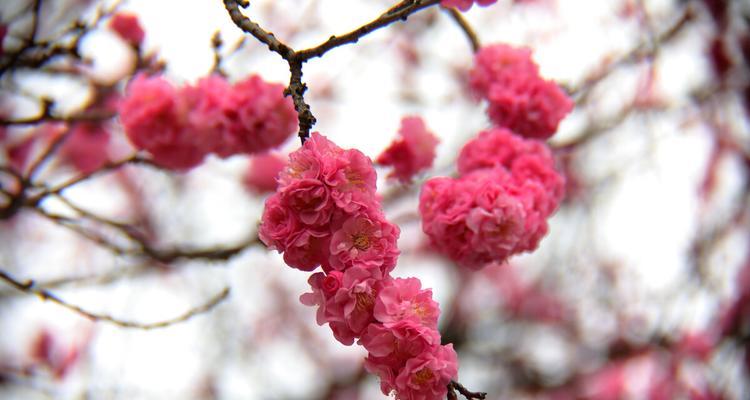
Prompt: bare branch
<box><xmin>0</xmin><ymin>269</ymin><xmax>230</xmax><ymax>330</ymax></box>
<box><xmin>448</xmin><ymin>380</ymin><xmax>486</xmax><ymax>399</ymax></box>
<box><xmin>295</xmin><ymin>0</ymin><xmax>442</xmax><ymax>61</ymax></box>
<box><xmin>445</xmin><ymin>8</ymin><xmax>480</xmax><ymax>53</ymax></box>
<box><xmin>222</xmin><ymin>0</ymin><xmax>294</xmax><ymax>58</ymax></box>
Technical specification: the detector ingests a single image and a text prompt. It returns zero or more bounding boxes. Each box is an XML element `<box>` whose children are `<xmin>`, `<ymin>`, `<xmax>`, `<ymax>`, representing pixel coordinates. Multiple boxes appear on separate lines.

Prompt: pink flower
<box><xmin>279</xmin><ymin>132</ymin><xmax>343</xmax><ymax>186</ymax></box>
<box><xmin>360</xmin><ymin>321</ymin><xmax>440</xmax><ymax>360</ymax></box>
<box><xmin>328</xmin><ymin>148</ymin><xmax>379</xmax><ymax>212</ymax></box>
<box><xmin>109</xmin><ymin>13</ymin><xmax>145</xmax><ymax>46</ymax></box>
<box><xmin>374</xmin><ymin>278</ymin><xmax>440</xmax><ymax>328</ymax></box>
<box><xmin>457</xmin><ymin>128</ymin><xmax>539</xmax><ymax>175</ymax></box>
<box><xmin>258</xmin><ymin>194</ymin><xmax>301</xmax><ymax>251</ymax></box>
<box><xmin>393</xmin><ymin>344</ymin><xmax>458</xmax><ymax>400</ymax></box>
<box><xmin>282</xmin><ymin>228</ymin><xmax>331</xmax><ymax>271</ymax></box>
<box><xmin>300</xmin><ymin>271</ymin><xmax>344</xmax><ymax>325</ymax></box>
<box><xmin>470</xmin><ymin>44</ymin><xmax>573</xmax><ymax>140</ymax></box>
<box><xmin>119</xmin><ymin>74</ymin><xmax>207</xmax><ymax>170</ymax></box>
<box><xmin>377</xmin><ymin>116</ymin><xmax>439</xmax><ymax>183</ymax></box>
<box><xmin>419</xmin><ymin>168</ymin><xmax>555</xmax><ymax>269</ymax></box>
<box><xmin>486</xmin><ymin>77</ymin><xmax>573</xmax><ymax>140</ymax></box>
<box><xmin>279</xmin><ymin>178</ymin><xmax>333</xmax><ymax>226</ymax></box>
<box><xmin>329</xmin><ymin>211</ymin><xmax>400</xmax><ymax>276</ymax></box>
<box><xmin>470</xmin><ymin>44</ymin><xmax>538</xmax><ymax>98</ymax></box>
<box><xmin>180</xmin><ymin>75</ymin><xmax>232</xmax><ymax>156</ymax></box>
<box><xmin>361</xmin><ymin>321</ymin><xmax>442</xmax><ymax>394</ymax></box>
<box><xmin>510</xmin><ymin>152</ymin><xmax>565</xmax><ymax>215</ymax></box>
<box><xmin>324</xmin><ymin>266</ymin><xmax>388</xmax><ymax>345</ymax></box>
<box><xmin>244</xmin><ymin>152</ymin><xmax>286</xmax><ymax>193</ymax></box>
<box><xmin>60</xmin><ymin>123</ymin><xmax>110</xmax><ymax>174</ymax></box>
<box><xmin>223</xmin><ymin>75</ymin><xmax>297</xmax><ymax>155</ymax></box>
<box><xmin>466</xmin><ymin>171</ymin><xmax>528</xmax><ymax>251</ymax></box>
<box><xmin>441</xmin><ymin>0</ymin><xmax>498</xmax><ymax>12</ymax></box>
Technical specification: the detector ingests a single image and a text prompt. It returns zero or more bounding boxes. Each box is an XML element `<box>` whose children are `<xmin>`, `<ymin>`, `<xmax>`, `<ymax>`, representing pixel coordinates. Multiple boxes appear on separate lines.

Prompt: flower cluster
<box><xmin>420</xmin><ymin>128</ymin><xmax>564</xmax><ymax>269</ymax></box>
<box><xmin>260</xmin><ymin>133</ymin><xmax>458</xmax><ymax>399</ymax></box>
<box><xmin>118</xmin><ymin>74</ymin><xmax>296</xmax><ymax>170</ymax></box>
<box><xmin>441</xmin><ymin>0</ymin><xmax>498</xmax><ymax>12</ymax></box>
<box><xmin>469</xmin><ymin>43</ymin><xmax>573</xmax><ymax>140</ymax></box>
<box><xmin>377</xmin><ymin>116</ymin><xmax>439</xmax><ymax>183</ymax></box>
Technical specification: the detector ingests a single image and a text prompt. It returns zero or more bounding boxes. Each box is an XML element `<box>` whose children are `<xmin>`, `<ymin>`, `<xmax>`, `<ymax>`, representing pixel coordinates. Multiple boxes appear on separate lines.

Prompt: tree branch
<box><xmin>445</xmin><ymin>8</ymin><xmax>480</xmax><ymax>53</ymax></box>
<box><xmin>448</xmin><ymin>380</ymin><xmax>487</xmax><ymax>399</ymax></box>
<box><xmin>0</xmin><ymin>269</ymin><xmax>230</xmax><ymax>330</ymax></box>
<box><xmin>295</xmin><ymin>0</ymin><xmax>442</xmax><ymax>61</ymax></box>
<box><xmin>222</xmin><ymin>0</ymin><xmax>294</xmax><ymax>58</ymax></box>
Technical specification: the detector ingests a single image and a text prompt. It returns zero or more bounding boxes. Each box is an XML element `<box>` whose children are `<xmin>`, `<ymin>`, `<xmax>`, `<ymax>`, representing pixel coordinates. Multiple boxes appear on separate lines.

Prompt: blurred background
<box><xmin>1</xmin><ymin>0</ymin><xmax>749</xmax><ymax>398</ymax></box>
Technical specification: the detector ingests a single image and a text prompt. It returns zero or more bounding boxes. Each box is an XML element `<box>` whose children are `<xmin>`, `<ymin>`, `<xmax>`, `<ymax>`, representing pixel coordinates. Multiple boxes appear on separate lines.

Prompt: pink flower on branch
<box><xmin>118</xmin><ymin>74</ymin><xmax>206</xmax><ymax>170</ymax></box>
<box><xmin>470</xmin><ymin>43</ymin><xmax>573</xmax><ymax>139</ymax></box>
<box><xmin>393</xmin><ymin>344</ymin><xmax>458</xmax><ymax>400</ymax></box>
<box><xmin>377</xmin><ymin>116</ymin><xmax>439</xmax><ymax>183</ymax></box>
<box><xmin>118</xmin><ymin>73</ymin><xmax>296</xmax><ymax>170</ymax></box>
<box><xmin>420</xmin><ymin>129</ymin><xmax>564</xmax><ymax>269</ymax></box>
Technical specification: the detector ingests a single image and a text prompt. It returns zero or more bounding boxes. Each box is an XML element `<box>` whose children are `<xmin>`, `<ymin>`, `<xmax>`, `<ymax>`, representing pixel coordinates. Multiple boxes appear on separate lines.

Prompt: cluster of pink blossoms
<box><xmin>421</xmin><ymin>128</ymin><xmax>563</xmax><ymax>269</ymax></box>
<box><xmin>469</xmin><ymin>44</ymin><xmax>573</xmax><ymax>140</ymax></box>
<box><xmin>441</xmin><ymin>0</ymin><xmax>498</xmax><ymax>12</ymax></box>
<box><xmin>377</xmin><ymin>116</ymin><xmax>439</xmax><ymax>183</ymax></box>
<box><xmin>118</xmin><ymin>74</ymin><xmax>296</xmax><ymax>170</ymax></box>
<box><xmin>259</xmin><ymin>133</ymin><xmax>458</xmax><ymax>399</ymax></box>
<box><xmin>419</xmin><ymin>43</ymin><xmax>571</xmax><ymax>270</ymax></box>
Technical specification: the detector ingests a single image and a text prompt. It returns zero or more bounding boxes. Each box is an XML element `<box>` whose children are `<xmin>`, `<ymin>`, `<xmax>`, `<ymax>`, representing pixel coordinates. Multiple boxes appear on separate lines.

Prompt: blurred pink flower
<box><xmin>377</xmin><ymin>116</ymin><xmax>439</xmax><ymax>183</ymax></box>
<box><xmin>60</xmin><ymin>122</ymin><xmax>110</xmax><ymax>174</ymax></box>
<box><xmin>470</xmin><ymin>44</ymin><xmax>573</xmax><ymax>140</ymax></box>
<box><xmin>109</xmin><ymin>13</ymin><xmax>145</xmax><ymax>46</ymax></box>
<box><xmin>244</xmin><ymin>152</ymin><xmax>286</xmax><ymax>193</ymax></box>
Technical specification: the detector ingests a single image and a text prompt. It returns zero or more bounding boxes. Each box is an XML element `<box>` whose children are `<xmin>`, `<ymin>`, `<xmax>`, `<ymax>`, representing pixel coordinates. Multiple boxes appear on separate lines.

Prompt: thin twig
<box><xmin>222</xmin><ymin>0</ymin><xmax>443</xmax><ymax>143</ymax></box>
<box><xmin>35</xmin><ymin>205</ymin><xmax>262</xmax><ymax>263</ymax></box>
<box><xmin>0</xmin><ymin>269</ymin><xmax>230</xmax><ymax>329</ymax></box>
<box><xmin>569</xmin><ymin>5</ymin><xmax>693</xmax><ymax>103</ymax></box>
<box><xmin>294</xmin><ymin>0</ymin><xmax>442</xmax><ymax>60</ymax></box>
<box><xmin>445</xmin><ymin>8</ymin><xmax>480</xmax><ymax>53</ymax></box>
<box><xmin>0</xmin><ymin>110</ymin><xmax>116</xmax><ymax>126</ymax></box>
<box><xmin>26</xmin><ymin>125</ymin><xmax>70</xmax><ymax>180</ymax></box>
<box><xmin>26</xmin><ymin>154</ymin><xmax>153</xmax><ymax>206</ymax></box>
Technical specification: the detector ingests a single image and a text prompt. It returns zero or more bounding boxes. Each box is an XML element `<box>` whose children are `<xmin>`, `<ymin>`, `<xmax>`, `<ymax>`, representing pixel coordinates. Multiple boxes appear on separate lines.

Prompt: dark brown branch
<box><xmin>0</xmin><ymin>269</ymin><xmax>230</xmax><ymax>329</ymax></box>
<box><xmin>0</xmin><ymin>110</ymin><xmax>116</xmax><ymax>126</ymax></box>
<box><xmin>445</xmin><ymin>8</ymin><xmax>480</xmax><ymax>53</ymax></box>
<box><xmin>448</xmin><ymin>381</ymin><xmax>487</xmax><ymax>399</ymax></box>
<box><xmin>222</xmin><ymin>0</ymin><xmax>294</xmax><ymax>58</ymax></box>
<box><xmin>295</xmin><ymin>0</ymin><xmax>442</xmax><ymax>61</ymax></box>
<box><xmin>286</xmin><ymin>60</ymin><xmax>316</xmax><ymax>143</ymax></box>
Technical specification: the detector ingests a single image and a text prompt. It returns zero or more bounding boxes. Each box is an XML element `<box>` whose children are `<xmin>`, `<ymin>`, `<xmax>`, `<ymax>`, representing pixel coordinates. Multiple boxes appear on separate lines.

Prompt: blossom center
<box><xmin>413</xmin><ymin>367</ymin><xmax>434</xmax><ymax>386</ymax></box>
<box><xmin>355</xmin><ymin>292</ymin><xmax>374</xmax><ymax>311</ymax></box>
<box><xmin>352</xmin><ymin>233</ymin><xmax>371</xmax><ymax>250</ymax></box>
